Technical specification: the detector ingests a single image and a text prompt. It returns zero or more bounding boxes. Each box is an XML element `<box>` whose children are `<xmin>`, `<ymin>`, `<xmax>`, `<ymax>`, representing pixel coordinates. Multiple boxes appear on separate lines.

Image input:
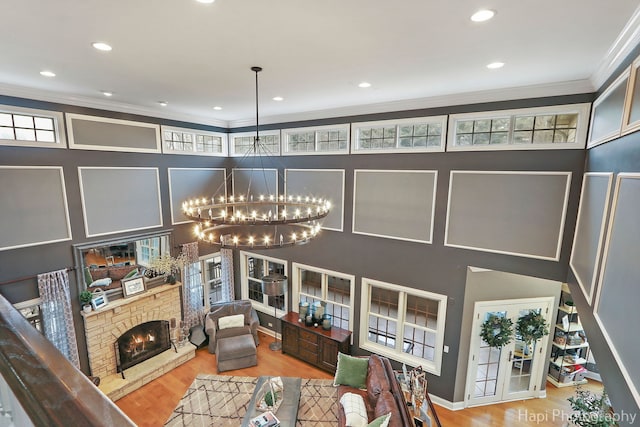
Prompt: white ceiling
<box><xmin>1</xmin><ymin>0</ymin><xmax>640</xmax><ymax>127</ymax></box>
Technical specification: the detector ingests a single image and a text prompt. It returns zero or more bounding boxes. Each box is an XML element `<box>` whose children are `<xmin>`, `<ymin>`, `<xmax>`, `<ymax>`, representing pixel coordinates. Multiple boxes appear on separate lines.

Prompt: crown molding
<box><xmin>228</xmin><ymin>79</ymin><xmax>595</xmax><ymax>128</ymax></box>
<box><xmin>0</xmin><ymin>78</ymin><xmax>594</xmax><ymax>131</ymax></box>
<box><xmin>591</xmin><ymin>4</ymin><xmax>640</xmax><ymax>91</ymax></box>
<box><xmin>0</xmin><ymin>83</ymin><xmax>229</xmax><ymax>128</ymax></box>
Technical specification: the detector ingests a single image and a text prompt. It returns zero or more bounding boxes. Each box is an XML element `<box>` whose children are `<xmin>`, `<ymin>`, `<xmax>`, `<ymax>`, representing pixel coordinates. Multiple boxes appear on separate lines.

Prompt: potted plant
<box><xmin>568</xmin><ymin>388</ymin><xmax>616</xmax><ymax>426</ymax></box>
<box><xmin>564</xmin><ymin>299</ymin><xmax>575</xmax><ymax>312</ymax></box>
<box><xmin>80</xmin><ymin>290</ymin><xmax>93</xmax><ymax>313</ymax></box>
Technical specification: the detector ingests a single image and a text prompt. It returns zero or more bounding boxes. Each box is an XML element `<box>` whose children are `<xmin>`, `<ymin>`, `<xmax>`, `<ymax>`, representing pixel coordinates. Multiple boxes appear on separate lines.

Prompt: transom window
<box><xmin>360</xmin><ymin>278</ymin><xmax>447</xmax><ymax>375</ymax></box>
<box><xmin>282</xmin><ymin>124</ymin><xmax>350</xmax><ymax>155</ymax></box>
<box><xmin>240</xmin><ymin>251</ymin><xmax>287</xmax><ymax>315</ymax></box>
<box><xmin>230</xmin><ymin>131</ymin><xmax>281</xmax><ymax>157</ymax></box>
<box><xmin>161</xmin><ymin>126</ymin><xmax>226</xmax><ymax>156</ymax></box>
<box><xmin>0</xmin><ymin>105</ymin><xmax>65</xmax><ymax>148</ymax></box>
<box><xmin>292</xmin><ymin>263</ymin><xmax>355</xmax><ymax>331</ymax></box>
<box><xmin>449</xmin><ymin>103</ymin><xmax>590</xmax><ymax>151</ymax></box>
<box><xmin>352</xmin><ymin>116</ymin><xmax>446</xmax><ymax>153</ymax></box>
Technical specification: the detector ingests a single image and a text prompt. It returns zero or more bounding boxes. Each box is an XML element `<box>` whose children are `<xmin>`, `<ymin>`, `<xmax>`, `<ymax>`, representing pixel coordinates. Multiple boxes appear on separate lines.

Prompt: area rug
<box><xmin>165</xmin><ymin>375</ymin><xmax>338</xmax><ymax>426</ymax></box>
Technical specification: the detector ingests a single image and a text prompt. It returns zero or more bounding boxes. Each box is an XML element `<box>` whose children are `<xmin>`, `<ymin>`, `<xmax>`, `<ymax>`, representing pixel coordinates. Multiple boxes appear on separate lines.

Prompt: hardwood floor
<box><xmin>115</xmin><ymin>331</ymin><xmax>602</xmax><ymax>426</ymax></box>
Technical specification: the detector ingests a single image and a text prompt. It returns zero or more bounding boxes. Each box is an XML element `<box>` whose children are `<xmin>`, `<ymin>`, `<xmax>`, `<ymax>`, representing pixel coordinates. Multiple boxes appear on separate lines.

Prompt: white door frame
<box><xmin>464</xmin><ymin>297</ymin><xmax>553</xmax><ymax>408</ymax></box>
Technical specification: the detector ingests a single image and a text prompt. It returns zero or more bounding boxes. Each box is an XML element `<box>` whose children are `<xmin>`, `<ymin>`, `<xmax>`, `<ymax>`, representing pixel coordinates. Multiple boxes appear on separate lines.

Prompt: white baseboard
<box><xmin>438</xmin><ymin>390</ymin><xmax>547</xmax><ymax>411</ymax></box>
<box><xmin>429</xmin><ymin>394</ymin><xmax>465</xmax><ymax>411</ymax></box>
<box><xmin>257</xmin><ymin>325</ymin><xmax>279</xmax><ymax>340</ymax></box>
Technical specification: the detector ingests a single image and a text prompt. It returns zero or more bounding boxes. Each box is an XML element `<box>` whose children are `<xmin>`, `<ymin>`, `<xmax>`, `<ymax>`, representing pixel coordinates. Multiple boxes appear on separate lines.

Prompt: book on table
<box><xmin>250</xmin><ymin>410</ymin><xmax>280</xmax><ymax>427</ymax></box>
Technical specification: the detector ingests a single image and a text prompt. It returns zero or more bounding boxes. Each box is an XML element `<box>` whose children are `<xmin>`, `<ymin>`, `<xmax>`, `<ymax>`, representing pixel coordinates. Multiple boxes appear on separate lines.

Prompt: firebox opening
<box><xmin>115</xmin><ymin>320</ymin><xmax>173</xmax><ymax>376</ymax></box>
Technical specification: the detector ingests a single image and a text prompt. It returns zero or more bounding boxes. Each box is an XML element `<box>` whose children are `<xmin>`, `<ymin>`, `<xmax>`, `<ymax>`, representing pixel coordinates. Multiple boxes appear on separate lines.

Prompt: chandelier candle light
<box><xmin>182</xmin><ymin>66</ymin><xmax>331</xmax><ymax>249</ymax></box>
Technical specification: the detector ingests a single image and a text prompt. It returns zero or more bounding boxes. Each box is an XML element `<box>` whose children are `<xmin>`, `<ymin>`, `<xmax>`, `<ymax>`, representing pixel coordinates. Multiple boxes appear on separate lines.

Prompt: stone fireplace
<box><xmin>81</xmin><ymin>283</ymin><xmax>195</xmax><ymax>400</ymax></box>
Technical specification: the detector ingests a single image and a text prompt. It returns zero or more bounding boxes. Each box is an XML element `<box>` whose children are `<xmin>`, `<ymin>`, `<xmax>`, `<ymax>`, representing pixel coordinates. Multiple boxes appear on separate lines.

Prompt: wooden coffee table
<box><xmin>241</xmin><ymin>376</ymin><xmax>302</xmax><ymax>427</ymax></box>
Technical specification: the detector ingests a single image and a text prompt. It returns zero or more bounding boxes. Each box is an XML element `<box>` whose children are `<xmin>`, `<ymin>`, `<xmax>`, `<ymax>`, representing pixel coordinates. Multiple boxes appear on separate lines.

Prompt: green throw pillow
<box><xmin>333</xmin><ymin>352</ymin><xmax>369</xmax><ymax>389</ymax></box>
<box><xmin>83</xmin><ymin>267</ymin><xmax>94</xmax><ymax>286</ymax></box>
<box><xmin>124</xmin><ymin>268</ymin><xmax>138</xmax><ymax>279</ymax></box>
<box><xmin>368</xmin><ymin>413</ymin><xmax>391</xmax><ymax>427</ymax></box>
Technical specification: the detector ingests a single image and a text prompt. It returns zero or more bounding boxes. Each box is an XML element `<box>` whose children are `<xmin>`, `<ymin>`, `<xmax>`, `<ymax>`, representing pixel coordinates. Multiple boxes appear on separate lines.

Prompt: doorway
<box><xmin>465</xmin><ymin>297</ymin><xmax>553</xmax><ymax>407</ymax></box>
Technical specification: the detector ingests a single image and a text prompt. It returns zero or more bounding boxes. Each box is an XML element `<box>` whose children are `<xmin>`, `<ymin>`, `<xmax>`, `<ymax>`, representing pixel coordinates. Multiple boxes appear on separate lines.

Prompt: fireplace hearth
<box><xmin>115</xmin><ymin>320</ymin><xmax>175</xmax><ymax>378</ymax></box>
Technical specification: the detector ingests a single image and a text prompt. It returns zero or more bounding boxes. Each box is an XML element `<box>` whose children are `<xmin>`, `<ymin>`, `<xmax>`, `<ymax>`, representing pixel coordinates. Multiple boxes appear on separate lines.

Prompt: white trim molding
<box><xmin>444</xmin><ymin>170</ymin><xmax>572</xmax><ymax>261</ymax></box>
<box><xmin>569</xmin><ymin>172</ymin><xmax>614</xmax><ymax>305</ymax></box>
<box><xmin>66</xmin><ymin>113</ymin><xmax>161</xmax><ymax>153</ymax></box>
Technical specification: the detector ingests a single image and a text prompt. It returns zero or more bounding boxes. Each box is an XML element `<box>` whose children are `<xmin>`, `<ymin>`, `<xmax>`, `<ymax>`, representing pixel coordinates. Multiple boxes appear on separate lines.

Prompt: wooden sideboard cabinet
<box><xmin>281</xmin><ymin>311</ymin><xmax>351</xmax><ymax>373</ymax></box>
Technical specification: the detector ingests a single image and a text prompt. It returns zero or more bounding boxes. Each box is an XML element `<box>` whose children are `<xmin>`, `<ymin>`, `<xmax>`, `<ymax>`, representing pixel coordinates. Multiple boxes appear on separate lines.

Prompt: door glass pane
<box><xmin>508</xmin><ymin>308</ymin><xmax>539</xmax><ymax>393</ymax></box>
<box><xmin>474</xmin><ymin>311</ymin><xmax>505</xmax><ymax>398</ymax></box>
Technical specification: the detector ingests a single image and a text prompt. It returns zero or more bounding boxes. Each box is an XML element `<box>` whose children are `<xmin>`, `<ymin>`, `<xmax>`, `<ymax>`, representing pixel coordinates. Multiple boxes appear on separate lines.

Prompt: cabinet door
<box><xmin>282</xmin><ymin>323</ymin><xmax>298</xmax><ymax>355</ymax></box>
<box><xmin>320</xmin><ymin>339</ymin><xmax>340</xmax><ymax>372</ymax></box>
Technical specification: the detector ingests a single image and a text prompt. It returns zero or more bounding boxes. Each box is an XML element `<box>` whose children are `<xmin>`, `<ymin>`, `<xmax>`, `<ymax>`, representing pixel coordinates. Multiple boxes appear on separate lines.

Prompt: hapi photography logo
<box><xmin>518</xmin><ymin>409</ymin><xmax>637</xmax><ymax>425</ymax></box>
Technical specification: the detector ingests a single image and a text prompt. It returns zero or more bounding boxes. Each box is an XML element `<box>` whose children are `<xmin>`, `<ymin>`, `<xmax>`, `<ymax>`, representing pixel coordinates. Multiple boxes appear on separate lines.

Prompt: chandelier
<box><xmin>182</xmin><ymin>66</ymin><xmax>331</xmax><ymax>250</ymax></box>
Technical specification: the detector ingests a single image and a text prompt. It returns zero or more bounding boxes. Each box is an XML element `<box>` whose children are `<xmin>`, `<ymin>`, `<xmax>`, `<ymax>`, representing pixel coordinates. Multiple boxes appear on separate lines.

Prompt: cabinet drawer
<box><xmin>299</xmin><ymin>347</ymin><xmax>319</xmax><ymax>364</ymax></box>
<box><xmin>299</xmin><ymin>329</ymin><xmax>319</xmax><ymax>345</ymax></box>
<box><xmin>299</xmin><ymin>338</ymin><xmax>318</xmax><ymax>352</ymax></box>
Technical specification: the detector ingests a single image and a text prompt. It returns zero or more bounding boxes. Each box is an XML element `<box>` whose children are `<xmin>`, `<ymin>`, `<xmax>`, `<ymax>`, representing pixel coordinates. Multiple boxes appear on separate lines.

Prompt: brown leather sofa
<box><xmin>204</xmin><ymin>300</ymin><xmax>260</xmax><ymax>354</ymax></box>
<box><xmin>337</xmin><ymin>355</ymin><xmax>412</xmax><ymax>427</ymax></box>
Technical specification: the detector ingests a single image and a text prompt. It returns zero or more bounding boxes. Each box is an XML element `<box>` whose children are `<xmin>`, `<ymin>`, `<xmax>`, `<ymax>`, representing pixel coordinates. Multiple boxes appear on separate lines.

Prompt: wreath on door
<box><xmin>480</xmin><ymin>314</ymin><xmax>514</xmax><ymax>348</ymax></box>
<box><xmin>516</xmin><ymin>310</ymin><xmax>549</xmax><ymax>344</ymax></box>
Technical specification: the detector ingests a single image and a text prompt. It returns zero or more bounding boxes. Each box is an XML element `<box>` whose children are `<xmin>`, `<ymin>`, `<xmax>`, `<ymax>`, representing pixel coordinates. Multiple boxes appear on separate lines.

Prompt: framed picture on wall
<box><xmin>122</xmin><ymin>276</ymin><xmax>146</xmax><ymax>298</ymax></box>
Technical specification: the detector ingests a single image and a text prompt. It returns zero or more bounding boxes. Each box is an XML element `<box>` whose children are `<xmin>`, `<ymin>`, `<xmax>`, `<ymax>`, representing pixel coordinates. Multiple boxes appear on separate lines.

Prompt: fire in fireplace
<box><xmin>115</xmin><ymin>320</ymin><xmax>175</xmax><ymax>378</ymax></box>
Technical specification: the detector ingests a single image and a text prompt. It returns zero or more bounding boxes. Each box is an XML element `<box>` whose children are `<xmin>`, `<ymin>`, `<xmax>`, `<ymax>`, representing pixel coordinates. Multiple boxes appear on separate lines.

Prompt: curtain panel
<box><xmin>220</xmin><ymin>248</ymin><xmax>235</xmax><ymax>302</ymax></box>
<box><xmin>37</xmin><ymin>269</ymin><xmax>81</xmax><ymax>369</ymax></box>
<box><xmin>182</xmin><ymin>242</ymin><xmax>204</xmax><ymax>328</ymax></box>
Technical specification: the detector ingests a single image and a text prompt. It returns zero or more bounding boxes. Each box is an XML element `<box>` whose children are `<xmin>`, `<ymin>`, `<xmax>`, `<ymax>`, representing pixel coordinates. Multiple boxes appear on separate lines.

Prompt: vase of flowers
<box><xmin>147</xmin><ymin>252</ymin><xmax>186</xmax><ymax>285</ymax></box>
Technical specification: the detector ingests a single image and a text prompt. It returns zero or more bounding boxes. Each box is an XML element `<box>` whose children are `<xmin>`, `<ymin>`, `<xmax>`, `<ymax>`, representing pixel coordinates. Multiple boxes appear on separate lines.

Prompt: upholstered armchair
<box><xmin>205</xmin><ymin>300</ymin><xmax>260</xmax><ymax>354</ymax></box>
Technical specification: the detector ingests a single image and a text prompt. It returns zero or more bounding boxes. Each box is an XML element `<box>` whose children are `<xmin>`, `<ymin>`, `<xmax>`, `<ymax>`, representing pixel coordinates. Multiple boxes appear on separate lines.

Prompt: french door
<box><xmin>465</xmin><ymin>297</ymin><xmax>553</xmax><ymax>407</ymax></box>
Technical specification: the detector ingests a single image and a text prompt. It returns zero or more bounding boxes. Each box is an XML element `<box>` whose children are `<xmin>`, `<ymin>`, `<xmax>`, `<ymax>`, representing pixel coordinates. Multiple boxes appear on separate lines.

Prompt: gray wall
<box><xmin>231</xmin><ymin>143</ymin><xmax>586</xmax><ymax>401</ymax></box>
<box><xmin>575</xmin><ymin>131</ymin><xmax>640</xmax><ymax>424</ymax></box>
<box><xmin>0</xmin><ymin>93</ymin><xmax>588</xmax><ymax>403</ymax></box>
<box><xmin>0</xmin><ymin>96</ymin><xmax>228</xmax><ymax>373</ymax></box>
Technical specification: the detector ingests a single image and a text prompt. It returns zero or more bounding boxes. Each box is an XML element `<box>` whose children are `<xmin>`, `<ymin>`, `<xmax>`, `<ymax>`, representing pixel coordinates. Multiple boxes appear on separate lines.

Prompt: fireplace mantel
<box><xmin>81</xmin><ymin>282</ymin><xmax>182</xmax><ymax>319</ymax></box>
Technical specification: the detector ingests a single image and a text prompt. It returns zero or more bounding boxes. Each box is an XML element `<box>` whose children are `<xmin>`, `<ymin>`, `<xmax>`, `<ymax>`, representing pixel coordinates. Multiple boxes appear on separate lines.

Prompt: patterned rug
<box><xmin>165</xmin><ymin>375</ymin><xmax>338</xmax><ymax>426</ymax></box>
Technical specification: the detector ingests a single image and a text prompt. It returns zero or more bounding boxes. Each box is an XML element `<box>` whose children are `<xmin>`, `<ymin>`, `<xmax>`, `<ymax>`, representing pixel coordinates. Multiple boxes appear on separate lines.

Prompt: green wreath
<box><xmin>480</xmin><ymin>314</ymin><xmax>514</xmax><ymax>348</ymax></box>
<box><xmin>516</xmin><ymin>310</ymin><xmax>549</xmax><ymax>344</ymax></box>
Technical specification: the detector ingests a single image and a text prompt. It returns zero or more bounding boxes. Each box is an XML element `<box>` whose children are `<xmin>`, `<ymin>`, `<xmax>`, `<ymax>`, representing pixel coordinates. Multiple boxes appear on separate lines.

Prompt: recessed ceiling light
<box><xmin>196</xmin><ymin>0</ymin><xmax>215</xmax><ymax>3</ymax></box>
<box><xmin>102</xmin><ymin>91</ymin><xmax>113</xmax><ymax>97</ymax></box>
<box><xmin>358</xmin><ymin>82</ymin><xmax>371</xmax><ymax>88</ymax></box>
<box><xmin>40</xmin><ymin>70</ymin><xmax>56</xmax><ymax>77</ymax></box>
<box><xmin>272</xmin><ymin>96</ymin><xmax>284</xmax><ymax>101</ymax></box>
<box><xmin>471</xmin><ymin>9</ymin><xmax>495</xmax><ymax>22</ymax></box>
<box><xmin>486</xmin><ymin>62</ymin><xmax>505</xmax><ymax>69</ymax></box>
<box><xmin>158</xmin><ymin>101</ymin><xmax>168</xmax><ymax>107</ymax></box>
<box><xmin>213</xmin><ymin>106</ymin><xmax>222</xmax><ymax>110</ymax></box>
<box><xmin>92</xmin><ymin>42</ymin><xmax>112</xmax><ymax>52</ymax></box>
